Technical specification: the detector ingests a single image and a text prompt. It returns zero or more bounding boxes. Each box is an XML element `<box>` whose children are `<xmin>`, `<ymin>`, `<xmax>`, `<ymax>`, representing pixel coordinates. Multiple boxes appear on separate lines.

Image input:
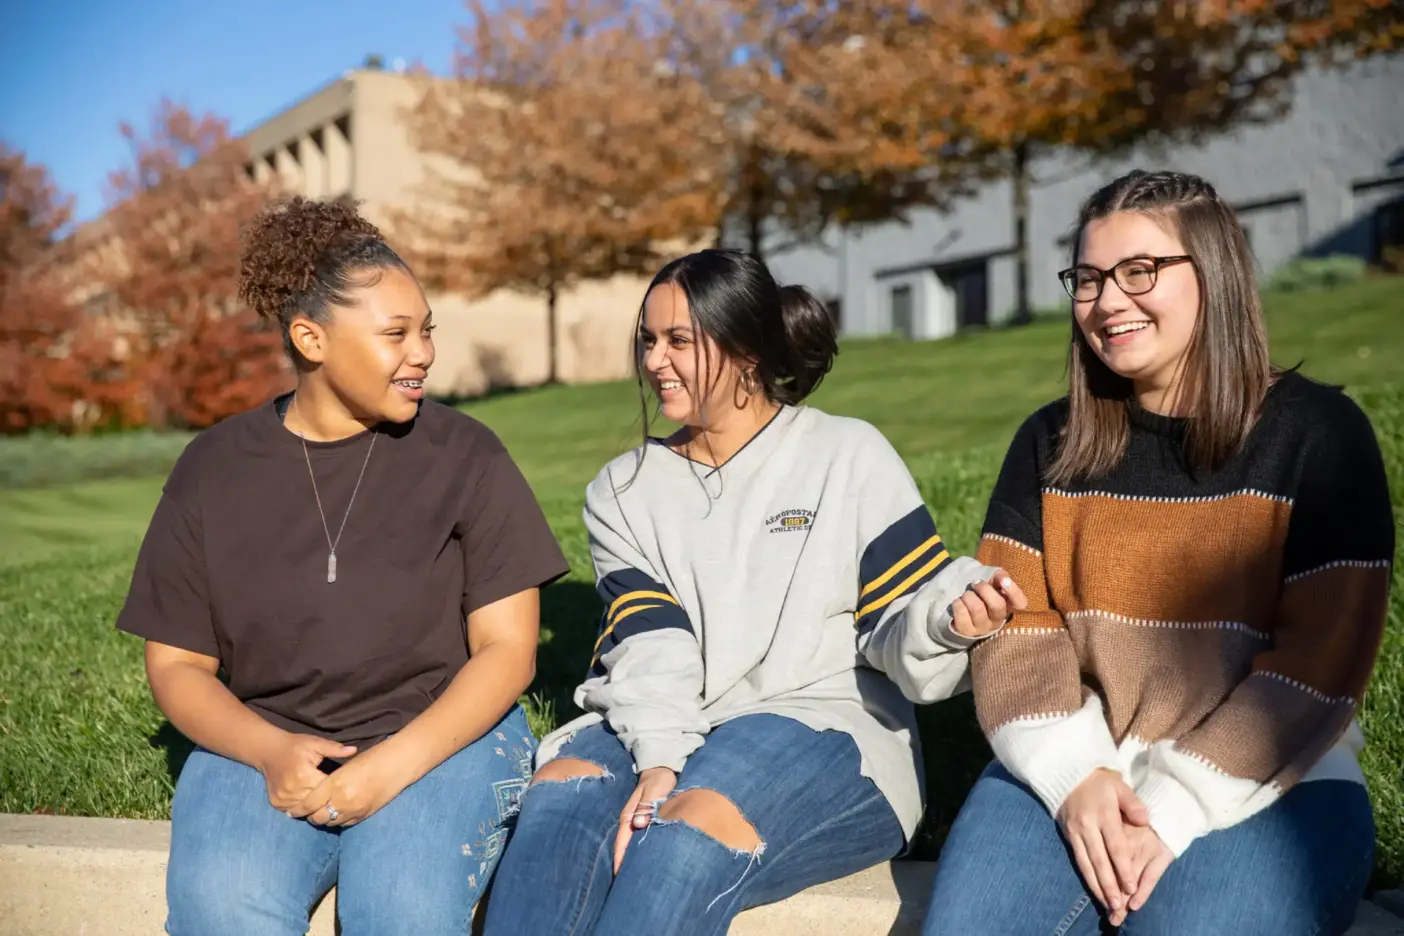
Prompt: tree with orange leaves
<box><xmin>96</xmin><ymin>101</ymin><xmax>286</xmax><ymax>427</ymax></box>
<box><xmin>0</xmin><ymin>142</ymin><xmax>72</xmax><ymax>431</ymax></box>
<box><xmin>720</xmin><ymin>0</ymin><xmax>987</xmax><ymax>237</ymax></box>
<box><xmin>607</xmin><ymin>0</ymin><xmax>981</xmax><ymax>255</ymax></box>
<box><xmin>732</xmin><ymin>0</ymin><xmax>1399</xmax><ymax>322</ymax></box>
<box><xmin>0</xmin><ymin>143</ymin><xmax>140</xmax><ymax>432</ymax></box>
<box><xmin>910</xmin><ymin>0</ymin><xmax>1403</xmax><ymax>323</ymax></box>
<box><xmin>396</xmin><ymin>0</ymin><xmax>725</xmax><ymax>385</ymax></box>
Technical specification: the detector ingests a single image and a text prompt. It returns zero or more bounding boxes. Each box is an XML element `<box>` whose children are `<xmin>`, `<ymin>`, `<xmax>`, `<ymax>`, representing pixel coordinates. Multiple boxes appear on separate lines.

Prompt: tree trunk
<box><xmin>545</xmin><ymin>281</ymin><xmax>559</xmax><ymax>386</ymax></box>
<box><xmin>746</xmin><ymin>198</ymin><xmax>764</xmax><ymax>259</ymax></box>
<box><xmin>744</xmin><ymin>146</ymin><xmax>766</xmax><ymax>259</ymax></box>
<box><xmin>1012</xmin><ymin>142</ymin><xmax>1032</xmax><ymax>326</ymax></box>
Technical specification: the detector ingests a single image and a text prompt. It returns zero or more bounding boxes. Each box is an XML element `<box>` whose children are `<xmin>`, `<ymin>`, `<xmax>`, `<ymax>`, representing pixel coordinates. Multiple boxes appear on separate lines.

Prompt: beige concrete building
<box><xmin>240</xmin><ymin>67</ymin><xmax>652</xmax><ymax>398</ymax></box>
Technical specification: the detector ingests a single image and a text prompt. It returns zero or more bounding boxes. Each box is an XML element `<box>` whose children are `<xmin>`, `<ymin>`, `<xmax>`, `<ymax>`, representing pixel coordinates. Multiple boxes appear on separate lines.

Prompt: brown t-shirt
<box><xmin>116</xmin><ymin>395</ymin><xmax>569</xmax><ymax>749</ymax></box>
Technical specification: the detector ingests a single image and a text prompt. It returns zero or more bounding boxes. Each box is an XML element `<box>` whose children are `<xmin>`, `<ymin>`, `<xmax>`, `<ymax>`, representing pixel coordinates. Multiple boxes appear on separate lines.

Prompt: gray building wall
<box><xmin>768</xmin><ymin>53</ymin><xmax>1404</xmax><ymax>338</ymax></box>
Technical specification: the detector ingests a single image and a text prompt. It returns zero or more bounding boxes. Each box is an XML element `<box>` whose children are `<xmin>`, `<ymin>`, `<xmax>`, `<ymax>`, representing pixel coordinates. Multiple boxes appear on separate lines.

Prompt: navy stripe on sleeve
<box><xmin>589</xmin><ymin>568</ymin><xmax>692</xmax><ymax>675</ymax></box>
<box><xmin>855</xmin><ymin>505</ymin><xmax>950</xmax><ymax>634</ymax></box>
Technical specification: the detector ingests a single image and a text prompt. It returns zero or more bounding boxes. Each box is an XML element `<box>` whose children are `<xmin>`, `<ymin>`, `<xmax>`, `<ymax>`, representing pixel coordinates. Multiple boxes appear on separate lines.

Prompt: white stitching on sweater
<box><xmin>1256</xmin><ymin>671</ymin><xmax>1355</xmax><ymax>706</ymax></box>
<box><xmin>1043</xmin><ymin>487</ymin><xmax>1293</xmax><ymax>505</ymax></box>
<box><xmin>1119</xmin><ymin>734</ymin><xmax>1237</xmax><ymax>777</ymax></box>
<box><xmin>985</xmin><ymin>626</ymin><xmax>1065</xmax><ymax>640</ymax></box>
<box><xmin>1283</xmin><ymin>558</ymin><xmax>1390</xmax><ymax>584</ymax></box>
<box><xmin>1164</xmin><ymin>746</ymin><xmax>1286</xmax><ymax>794</ymax></box>
<box><xmin>1174</xmin><ymin>746</ymin><xmax>1234</xmax><ymax>777</ymax></box>
<box><xmin>993</xmin><ymin>710</ymin><xmax>1079</xmax><ymax>728</ymax></box>
<box><xmin>1065</xmin><ymin>610</ymin><xmax>1271</xmax><ymax>641</ymax></box>
<box><xmin>979</xmin><ymin>533</ymin><xmax>1043</xmax><ymax>557</ymax></box>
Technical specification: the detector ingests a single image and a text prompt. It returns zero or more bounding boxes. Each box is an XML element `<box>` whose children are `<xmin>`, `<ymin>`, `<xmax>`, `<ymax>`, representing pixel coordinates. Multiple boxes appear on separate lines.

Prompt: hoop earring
<box><xmin>740</xmin><ymin>370</ymin><xmax>760</xmax><ymax>397</ymax></box>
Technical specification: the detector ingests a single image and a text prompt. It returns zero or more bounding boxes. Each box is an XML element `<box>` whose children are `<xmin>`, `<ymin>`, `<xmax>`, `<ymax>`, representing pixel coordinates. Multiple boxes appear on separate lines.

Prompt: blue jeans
<box><xmin>481</xmin><ymin>713</ymin><xmax>906</xmax><ymax>936</ymax></box>
<box><xmin>165</xmin><ymin>705</ymin><xmax>535</xmax><ymax>936</ymax></box>
<box><xmin>921</xmin><ymin>761</ymin><xmax>1376</xmax><ymax>936</ymax></box>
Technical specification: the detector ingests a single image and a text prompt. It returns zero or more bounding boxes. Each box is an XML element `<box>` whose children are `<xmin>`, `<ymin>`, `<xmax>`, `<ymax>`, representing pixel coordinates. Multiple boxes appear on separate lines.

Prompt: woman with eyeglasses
<box><xmin>918</xmin><ymin>169</ymin><xmax>1393</xmax><ymax>935</ymax></box>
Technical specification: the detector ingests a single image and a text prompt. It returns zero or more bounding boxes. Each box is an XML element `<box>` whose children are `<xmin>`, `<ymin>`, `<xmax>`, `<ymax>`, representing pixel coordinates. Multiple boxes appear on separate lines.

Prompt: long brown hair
<box><xmin>1047</xmin><ymin>169</ymin><xmax>1276</xmax><ymax>485</ymax></box>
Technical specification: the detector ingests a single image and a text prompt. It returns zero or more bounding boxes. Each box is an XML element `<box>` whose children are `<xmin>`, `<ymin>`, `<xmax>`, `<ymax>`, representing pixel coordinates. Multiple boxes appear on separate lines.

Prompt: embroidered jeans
<box><xmin>164</xmin><ymin>704</ymin><xmax>534</xmax><ymax>936</ymax></box>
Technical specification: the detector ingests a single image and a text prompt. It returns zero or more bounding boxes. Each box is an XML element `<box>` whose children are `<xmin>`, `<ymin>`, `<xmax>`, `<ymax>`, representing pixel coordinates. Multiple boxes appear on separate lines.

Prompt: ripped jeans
<box><xmin>480</xmin><ymin>713</ymin><xmax>905</xmax><ymax>936</ymax></box>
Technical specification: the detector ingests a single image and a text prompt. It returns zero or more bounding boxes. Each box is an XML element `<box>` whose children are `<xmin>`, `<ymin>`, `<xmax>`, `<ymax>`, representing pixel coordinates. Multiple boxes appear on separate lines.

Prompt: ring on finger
<box><xmin>326</xmin><ymin>804</ymin><xmax>340</xmax><ymax>822</ymax></box>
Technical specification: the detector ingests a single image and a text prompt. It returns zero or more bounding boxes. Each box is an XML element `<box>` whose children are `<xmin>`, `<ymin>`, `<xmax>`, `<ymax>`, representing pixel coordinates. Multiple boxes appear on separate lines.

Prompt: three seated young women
<box><xmin>121</xmin><ymin>167</ymin><xmax>1391</xmax><ymax>936</ymax></box>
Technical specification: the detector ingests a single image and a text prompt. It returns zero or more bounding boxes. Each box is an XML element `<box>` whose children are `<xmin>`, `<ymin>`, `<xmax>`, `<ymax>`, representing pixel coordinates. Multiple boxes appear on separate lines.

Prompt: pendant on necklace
<box><xmin>327</xmin><ymin>552</ymin><xmax>337</xmax><ymax>584</ymax></box>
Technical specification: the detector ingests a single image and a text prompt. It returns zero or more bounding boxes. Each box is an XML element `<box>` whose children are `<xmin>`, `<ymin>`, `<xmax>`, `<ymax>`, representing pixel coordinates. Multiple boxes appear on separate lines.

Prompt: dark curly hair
<box><xmin>238</xmin><ymin>195</ymin><xmax>411</xmax><ymax>359</ymax></box>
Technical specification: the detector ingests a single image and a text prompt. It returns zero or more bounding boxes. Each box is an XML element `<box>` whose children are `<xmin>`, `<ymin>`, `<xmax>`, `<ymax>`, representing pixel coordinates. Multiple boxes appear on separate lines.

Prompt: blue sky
<box><xmin>1</xmin><ymin>0</ymin><xmax>472</xmax><ymax>224</ymax></box>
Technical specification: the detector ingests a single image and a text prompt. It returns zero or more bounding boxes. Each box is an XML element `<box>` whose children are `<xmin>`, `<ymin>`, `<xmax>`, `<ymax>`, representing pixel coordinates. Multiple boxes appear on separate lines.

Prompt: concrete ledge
<box><xmin>0</xmin><ymin>813</ymin><xmax>932</xmax><ymax>935</ymax></box>
<box><xmin>3</xmin><ymin>813</ymin><xmax>1400</xmax><ymax>935</ymax></box>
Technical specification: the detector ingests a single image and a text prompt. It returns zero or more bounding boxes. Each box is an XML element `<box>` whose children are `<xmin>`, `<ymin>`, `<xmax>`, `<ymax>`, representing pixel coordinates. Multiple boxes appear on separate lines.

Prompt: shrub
<box><xmin>1265</xmin><ymin>254</ymin><xmax>1368</xmax><ymax>293</ymax></box>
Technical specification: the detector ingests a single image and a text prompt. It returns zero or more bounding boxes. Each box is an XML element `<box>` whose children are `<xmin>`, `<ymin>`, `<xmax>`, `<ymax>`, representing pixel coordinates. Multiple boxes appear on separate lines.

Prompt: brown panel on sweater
<box><xmin>1042</xmin><ymin>491</ymin><xmax>1291</xmax><ymax>628</ymax></box>
<box><xmin>1065</xmin><ymin>611</ymin><xmax>1267</xmax><ymax>744</ymax></box>
<box><xmin>976</xmin><ymin>535</ymin><xmax>1050</xmax><ymax>613</ymax></box>
<box><xmin>971</xmin><ymin>618</ymin><xmax>1084</xmax><ymax>735</ymax></box>
<box><xmin>1256</xmin><ymin>563</ymin><xmax>1391</xmax><ymax>698</ymax></box>
<box><xmin>1176</xmin><ymin>673</ymin><xmax>1355</xmax><ymax>785</ymax></box>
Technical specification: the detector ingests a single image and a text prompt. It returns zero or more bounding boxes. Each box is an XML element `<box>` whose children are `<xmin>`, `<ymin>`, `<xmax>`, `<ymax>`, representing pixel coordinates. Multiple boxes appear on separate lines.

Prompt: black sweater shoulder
<box><xmin>981</xmin><ymin>398</ymin><xmax>1070</xmax><ymax>549</ymax></box>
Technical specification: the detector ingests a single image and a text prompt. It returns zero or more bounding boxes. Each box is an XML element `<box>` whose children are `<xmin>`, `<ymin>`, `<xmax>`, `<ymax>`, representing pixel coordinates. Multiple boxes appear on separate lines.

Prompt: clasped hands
<box><xmin>256</xmin><ymin>731</ymin><xmax>409</xmax><ymax>828</ymax></box>
<box><xmin>945</xmin><ymin>573</ymin><xmax>1172</xmax><ymax>922</ymax></box>
<box><xmin>1057</xmin><ymin>768</ymin><xmax>1174</xmax><ymax>925</ymax></box>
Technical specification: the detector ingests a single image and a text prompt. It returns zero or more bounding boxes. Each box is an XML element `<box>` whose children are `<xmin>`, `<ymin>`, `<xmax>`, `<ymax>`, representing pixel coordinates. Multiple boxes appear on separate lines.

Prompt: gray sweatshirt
<box><xmin>537</xmin><ymin>405</ymin><xmax>1004</xmax><ymax>839</ymax></box>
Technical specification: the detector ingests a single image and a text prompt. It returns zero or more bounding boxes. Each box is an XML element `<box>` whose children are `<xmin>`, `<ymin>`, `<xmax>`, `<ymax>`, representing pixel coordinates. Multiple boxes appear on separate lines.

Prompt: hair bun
<box><xmin>238</xmin><ymin>195</ymin><xmax>384</xmax><ymax>321</ymax></box>
<box><xmin>776</xmin><ymin>283</ymin><xmax>839</xmax><ymax>402</ymax></box>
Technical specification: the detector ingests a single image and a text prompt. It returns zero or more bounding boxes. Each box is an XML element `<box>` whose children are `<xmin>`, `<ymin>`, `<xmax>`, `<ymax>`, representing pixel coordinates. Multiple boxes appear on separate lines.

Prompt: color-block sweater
<box><xmin>537</xmin><ymin>405</ymin><xmax>1006</xmax><ymax>839</ymax></box>
<box><xmin>971</xmin><ymin>371</ymin><xmax>1394</xmax><ymax>857</ymax></box>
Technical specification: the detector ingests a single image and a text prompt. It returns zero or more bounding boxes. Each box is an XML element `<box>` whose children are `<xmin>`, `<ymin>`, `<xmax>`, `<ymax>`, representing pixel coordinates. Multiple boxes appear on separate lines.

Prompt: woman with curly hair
<box><xmin>115</xmin><ymin>195</ymin><xmax>569</xmax><ymax>935</ymax></box>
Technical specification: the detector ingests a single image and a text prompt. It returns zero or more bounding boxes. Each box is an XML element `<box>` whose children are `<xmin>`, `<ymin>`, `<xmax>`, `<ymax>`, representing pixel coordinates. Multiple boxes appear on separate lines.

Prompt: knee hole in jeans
<box><xmin>528</xmin><ymin>757</ymin><xmax>612</xmax><ymax>787</ymax></box>
<box><xmin>656</xmin><ymin>789</ymin><xmax>764</xmax><ymax>853</ymax></box>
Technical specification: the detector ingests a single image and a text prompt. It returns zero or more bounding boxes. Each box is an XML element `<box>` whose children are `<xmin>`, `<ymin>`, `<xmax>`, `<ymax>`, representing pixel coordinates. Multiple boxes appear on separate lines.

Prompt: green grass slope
<box><xmin>1</xmin><ymin>275</ymin><xmax>1400</xmax><ymax>885</ymax></box>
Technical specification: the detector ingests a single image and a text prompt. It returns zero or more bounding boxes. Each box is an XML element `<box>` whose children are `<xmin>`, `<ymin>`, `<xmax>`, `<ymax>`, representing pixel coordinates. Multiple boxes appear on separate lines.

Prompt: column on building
<box><xmin>324</xmin><ymin>117</ymin><xmax>352</xmax><ymax>199</ymax></box>
<box><xmin>274</xmin><ymin>145</ymin><xmax>303</xmax><ymax>193</ymax></box>
<box><xmin>298</xmin><ymin>132</ymin><xmax>328</xmax><ymax>200</ymax></box>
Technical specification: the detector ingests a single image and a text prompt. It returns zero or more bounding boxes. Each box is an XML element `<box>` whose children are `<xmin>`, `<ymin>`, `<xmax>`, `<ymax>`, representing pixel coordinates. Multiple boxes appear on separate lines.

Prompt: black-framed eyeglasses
<box><xmin>1058</xmin><ymin>255</ymin><xmax>1193</xmax><ymax>301</ymax></box>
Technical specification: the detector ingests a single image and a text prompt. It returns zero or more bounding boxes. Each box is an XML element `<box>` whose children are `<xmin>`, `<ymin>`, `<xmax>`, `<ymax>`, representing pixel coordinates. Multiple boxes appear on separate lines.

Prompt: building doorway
<box><xmin>937</xmin><ymin>260</ymin><xmax>989</xmax><ymax>329</ymax></box>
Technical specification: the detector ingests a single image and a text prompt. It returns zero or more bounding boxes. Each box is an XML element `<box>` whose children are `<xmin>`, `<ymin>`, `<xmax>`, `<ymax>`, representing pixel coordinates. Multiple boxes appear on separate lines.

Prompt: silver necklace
<box><xmin>291</xmin><ymin>396</ymin><xmax>376</xmax><ymax>583</ymax></box>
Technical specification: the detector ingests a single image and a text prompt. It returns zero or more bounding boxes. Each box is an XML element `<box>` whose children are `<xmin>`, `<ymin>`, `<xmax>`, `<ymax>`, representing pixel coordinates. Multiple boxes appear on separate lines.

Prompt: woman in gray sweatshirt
<box><xmin>481</xmin><ymin>249</ymin><xmax>1025</xmax><ymax>936</ymax></box>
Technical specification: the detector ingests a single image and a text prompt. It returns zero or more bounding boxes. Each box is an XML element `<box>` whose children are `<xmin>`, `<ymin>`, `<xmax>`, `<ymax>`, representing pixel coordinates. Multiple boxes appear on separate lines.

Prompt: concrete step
<box><xmin>1</xmin><ymin>813</ymin><xmax>1399</xmax><ymax>935</ymax></box>
<box><xmin>0</xmin><ymin>813</ymin><xmax>924</xmax><ymax>935</ymax></box>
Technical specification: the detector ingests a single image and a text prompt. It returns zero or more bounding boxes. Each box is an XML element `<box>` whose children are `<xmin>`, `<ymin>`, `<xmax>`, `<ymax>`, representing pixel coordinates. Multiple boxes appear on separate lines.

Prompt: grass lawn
<box><xmin>1</xmin><ymin>274</ymin><xmax>1401</xmax><ymax>886</ymax></box>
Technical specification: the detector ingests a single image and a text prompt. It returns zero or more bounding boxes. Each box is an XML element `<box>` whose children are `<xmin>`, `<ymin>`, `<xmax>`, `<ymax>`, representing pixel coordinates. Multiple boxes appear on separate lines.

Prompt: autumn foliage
<box><xmin>730</xmin><ymin>0</ymin><xmax>1404</xmax><ymax>319</ymax></box>
<box><xmin>402</xmin><ymin>0</ymin><xmax>1400</xmax><ymax>332</ymax></box>
<box><xmin>394</xmin><ymin>0</ymin><xmax>727</xmax><ymax>383</ymax></box>
<box><xmin>6</xmin><ymin>0</ymin><xmax>1399</xmax><ymax>431</ymax></box>
<box><xmin>0</xmin><ymin>144</ymin><xmax>140</xmax><ymax>432</ymax></box>
<box><xmin>95</xmin><ymin>102</ymin><xmax>287</xmax><ymax>429</ymax></box>
<box><xmin>2</xmin><ymin>104</ymin><xmax>288</xmax><ymax>434</ymax></box>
